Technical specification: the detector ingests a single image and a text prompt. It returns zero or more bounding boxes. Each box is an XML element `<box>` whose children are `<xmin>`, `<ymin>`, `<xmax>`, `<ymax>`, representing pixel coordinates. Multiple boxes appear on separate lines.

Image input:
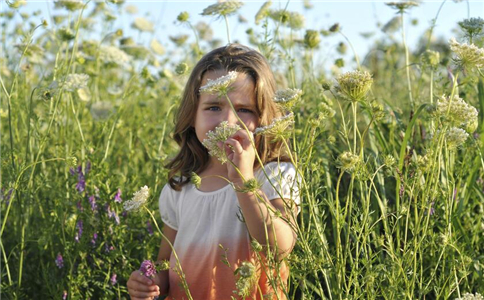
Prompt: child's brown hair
<box><xmin>166</xmin><ymin>43</ymin><xmax>289</xmax><ymax>191</ymax></box>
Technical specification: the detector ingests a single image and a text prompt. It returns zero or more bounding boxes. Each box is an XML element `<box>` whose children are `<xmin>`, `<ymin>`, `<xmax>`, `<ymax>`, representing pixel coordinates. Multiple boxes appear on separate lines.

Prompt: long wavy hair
<box><xmin>166</xmin><ymin>43</ymin><xmax>289</xmax><ymax>191</ymax></box>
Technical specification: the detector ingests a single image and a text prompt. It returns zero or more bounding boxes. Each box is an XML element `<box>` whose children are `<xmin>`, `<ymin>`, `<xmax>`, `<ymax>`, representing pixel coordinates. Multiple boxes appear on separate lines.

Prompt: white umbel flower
<box><xmin>449</xmin><ymin>37</ymin><xmax>484</xmax><ymax>69</ymax></box>
<box><xmin>443</xmin><ymin>127</ymin><xmax>469</xmax><ymax>150</ymax></box>
<box><xmin>254</xmin><ymin>113</ymin><xmax>295</xmax><ymax>141</ymax></box>
<box><xmin>199</xmin><ymin>71</ymin><xmax>238</xmax><ymax>95</ymax></box>
<box><xmin>273</xmin><ymin>88</ymin><xmax>302</xmax><ymax>109</ymax></box>
<box><xmin>64</xmin><ymin>73</ymin><xmax>89</xmax><ymax>92</ymax></box>
<box><xmin>435</xmin><ymin>94</ymin><xmax>478</xmax><ymax>131</ymax></box>
<box><xmin>455</xmin><ymin>292</ymin><xmax>484</xmax><ymax>300</ymax></box>
<box><xmin>99</xmin><ymin>45</ymin><xmax>130</xmax><ymax>65</ymax></box>
<box><xmin>132</xmin><ymin>17</ymin><xmax>154</xmax><ymax>32</ymax></box>
<box><xmin>123</xmin><ymin>186</ymin><xmax>150</xmax><ymax>212</ymax></box>
<box><xmin>202</xmin><ymin>121</ymin><xmax>241</xmax><ymax>164</ymax></box>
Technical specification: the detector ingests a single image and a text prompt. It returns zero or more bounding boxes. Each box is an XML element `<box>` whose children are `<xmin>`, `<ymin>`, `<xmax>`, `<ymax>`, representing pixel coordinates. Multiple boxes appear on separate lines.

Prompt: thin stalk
<box><xmin>400</xmin><ymin>10</ymin><xmax>414</xmax><ymax>109</ymax></box>
<box><xmin>223</xmin><ymin>15</ymin><xmax>231</xmax><ymax>43</ymax></box>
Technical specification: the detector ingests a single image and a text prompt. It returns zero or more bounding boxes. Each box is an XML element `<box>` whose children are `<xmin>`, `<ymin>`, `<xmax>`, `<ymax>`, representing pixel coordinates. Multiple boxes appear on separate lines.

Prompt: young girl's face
<box><xmin>194</xmin><ymin>70</ymin><xmax>259</xmax><ymax>149</ymax></box>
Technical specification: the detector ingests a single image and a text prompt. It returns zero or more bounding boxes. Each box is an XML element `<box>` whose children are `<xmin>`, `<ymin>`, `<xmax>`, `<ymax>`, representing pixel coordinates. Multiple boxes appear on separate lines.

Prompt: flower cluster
<box><xmin>201</xmin><ymin>0</ymin><xmax>243</xmax><ymax>18</ymax></box>
<box><xmin>449</xmin><ymin>37</ymin><xmax>484</xmax><ymax>70</ymax></box>
<box><xmin>458</xmin><ymin>17</ymin><xmax>484</xmax><ymax>40</ymax></box>
<box><xmin>99</xmin><ymin>45</ymin><xmax>130</xmax><ymax>65</ymax></box>
<box><xmin>254</xmin><ymin>113</ymin><xmax>295</xmax><ymax>142</ymax></box>
<box><xmin>132</xmin><ymin>17</ymin><xmax>154</xmax><ymax>32</ymax></box>
<box><xmin>199</xmin><ymin>71</ymin><xmax>238</xmax><ymax>96</ymax></box>
<box><xmin>234</xmin><ymin>178</ymin><xmax>262</xmax><ymax>193</ymax></box>
<box><xmin>385</xmin><ymin>1</ymin><xmax>419</xmax><ymax>12</ymax></box>
<box><xmin>273</xmin><ymin>88</ymin><xmax>302</xmax><ymax>109</ymax></box>
<box><xmin>202</xmin><ymin>121</ymin><xmax>241</xmax><ymax>164</ymax></box>
<box><xmin>336</xmin><ymin>151</ymin><xmax>361</xmax><ymax>172</ymax></box>
<box><xmin>421</xmin><ymin>50</ymin><xmax>440</xmax><ymax>69</ymax></box>
<box><xmin>190</xmin><ymin>172</ymin><xmax>202</xmax><ymax>189</ymax></box>
<box><xmin>336</xmin><ymin>70</ymin><xmax>373</xmax><ymax>102</ymax></box>
<box><xmin>442</xmin><ymin>127</ymin><xmax>469</xmax><ymax>150</ymax></box>
<box><xmin>63</xmin><ymin>73</ymin><xmax>89</xmax><ymax>92</ymax></box>
<box><xmin>139</xmin><ymin>260</ymin><xmax>157</xmax><ymax>278</ymax></box>
<box><xmin>233</xmin><ymin>261</ymin><xmax>257</xmax><ymax>297</ymax></box>
<box><xmin>123</xmin><ymin>186</ymin><xmax>150</xmax><ymax>212</ymax></box>
<box><xmin>455</xmin><ymin>293</ymin><xmax>484</xmax><ymax>300</ymax></box>
<box><xmin>435</xmin><ymin>94</ymin><xmax>478</xmax><ymax>132</ymax></box>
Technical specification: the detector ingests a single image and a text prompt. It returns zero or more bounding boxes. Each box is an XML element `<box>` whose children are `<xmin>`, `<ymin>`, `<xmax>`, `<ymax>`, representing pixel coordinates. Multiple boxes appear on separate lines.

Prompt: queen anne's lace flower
<box><xmin>99</xmin><ymin>45</ymin><xmax>130</xmax><ymax>65</ymax></box>
<box><xmin>449</xmin><ymin>37</ymin><xmax>484</xmax><ymax>69</ymax></box>
<box><xmin>201</xmin><ymin>0</ymin><xmax>243</xmax><ymax>18</ymax></box>
<box><xmin>123</xmin><ymin>186</ymin><xmax>150</xmax><ymax>212</ymax></box>
<box><xmin>64</xmin><ymin>74</ymin><xmax>89</xmax><ymax>91</ymax></box>
<box><xmin>202</xmin><ymin>121</ymin><xmax>241</xmax><ymax>164</ymax></box>
<box><xmin>254</xmin><ymin>113</ymin><xmax>295</xmax><ymax>141</ymax></box>
<box><xmin>336</xmin><ymin>70</ymin><xmax>373</xmax><ymax>102</ymax></box>
<box><xmin>455</xmin><ymin>292</ymin><xmax>484</xmax><ymax>300</ymax></box>
<box><xmin>385</xmin><ymin>1</ymin><xmax>419</xmax><ymax>12</ymax></box>
<box><xmin>233</xmin><ymin>261</ymin><xmax>257</xmax><ymax>297</ymax></box>
<box><xmin>435</xmin><ymin>94</ymin><xmax>478</xmax><ymax>131</ymax></box>
<box><xmin>199</xmin><ymin>71</ymin><xmax>238</xmax><ymax>95</ymax></box>
<box><xmin>273</xmin><ymin>88</ymin><xmax>302</xmax><ymax>109</ymax></box>
<box><xmin>443</xmin><ymin>127</ymin><xmax>469</xmax><ymax>150</ymax></box>
<box><xmin>132</xmin><ymin>17</ymin><xmax>154</xmax><ymax>32</ymax></box>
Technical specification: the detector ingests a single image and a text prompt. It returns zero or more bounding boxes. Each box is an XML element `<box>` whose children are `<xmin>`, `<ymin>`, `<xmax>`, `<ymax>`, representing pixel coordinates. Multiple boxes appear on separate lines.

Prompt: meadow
<box><xmin>1</xmin><ymin>0</ymin><xmax>484</xmax><ymax>299</ymax></box>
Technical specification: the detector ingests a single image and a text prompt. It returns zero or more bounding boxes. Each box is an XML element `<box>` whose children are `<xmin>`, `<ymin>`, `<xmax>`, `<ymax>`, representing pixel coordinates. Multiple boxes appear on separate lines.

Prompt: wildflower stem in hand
<box><xmin>142</xmin><ymin>207</ymin><xmax>193</xmax><ymax>300</ymax></box>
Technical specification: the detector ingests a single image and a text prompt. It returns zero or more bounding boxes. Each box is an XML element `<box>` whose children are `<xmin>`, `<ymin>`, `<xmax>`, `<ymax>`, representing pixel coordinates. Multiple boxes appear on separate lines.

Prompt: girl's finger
<box><xmin>225</xmin><ymin>138</ymin><xmax>244</xmax><ymax>155</ymax></box>
<box><xmin>129</xmin><ymin>289</ymin><xmax>160</xmax><ymax>298</ymax></box>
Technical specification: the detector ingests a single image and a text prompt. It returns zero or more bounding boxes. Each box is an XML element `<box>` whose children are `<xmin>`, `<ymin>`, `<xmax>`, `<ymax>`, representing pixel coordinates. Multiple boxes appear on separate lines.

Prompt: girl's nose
<box><xmin>224</xmin><ymin>109</ymin><xmax>239</xmax><ymax>125</ymax></box>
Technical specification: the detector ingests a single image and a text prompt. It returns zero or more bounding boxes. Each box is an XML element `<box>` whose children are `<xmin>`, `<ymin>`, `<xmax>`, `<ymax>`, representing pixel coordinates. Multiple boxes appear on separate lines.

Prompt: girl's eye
<box><xmin>237</xmin><ymin>108</ymin><xmax>253</xmax><ymax>113</ymax></box>
<box><xmin>207</xmin><ymin>106</ymin><xmax>221</xmax><ymax>111</ymax></box>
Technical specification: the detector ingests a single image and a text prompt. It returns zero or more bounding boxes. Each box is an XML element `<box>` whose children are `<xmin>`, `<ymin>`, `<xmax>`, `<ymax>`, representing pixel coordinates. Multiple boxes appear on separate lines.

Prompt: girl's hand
<box><xmin>127</xmin><ymin>270</ymin><xmax>161</xmax><ymax>300</ymax></box>
<box><xmin>222</xmin><ymin>129</ymin><xmax>256</xmax><ymax>187</ymax></box>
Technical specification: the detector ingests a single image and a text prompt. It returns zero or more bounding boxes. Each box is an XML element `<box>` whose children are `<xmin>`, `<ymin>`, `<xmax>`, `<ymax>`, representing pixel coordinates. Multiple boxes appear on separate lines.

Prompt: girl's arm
<box><xmin>236</xmin><ymin>190</ymin><xmax>297</xmax><ymax>260</ymax></box>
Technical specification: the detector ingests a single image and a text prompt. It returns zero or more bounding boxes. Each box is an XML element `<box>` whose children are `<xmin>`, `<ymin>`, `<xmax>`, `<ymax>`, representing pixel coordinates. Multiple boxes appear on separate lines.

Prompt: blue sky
<box><xmin>3</xmin><ymin>1</ymin><xmax>484</xmax><ymax>69</ymax></box>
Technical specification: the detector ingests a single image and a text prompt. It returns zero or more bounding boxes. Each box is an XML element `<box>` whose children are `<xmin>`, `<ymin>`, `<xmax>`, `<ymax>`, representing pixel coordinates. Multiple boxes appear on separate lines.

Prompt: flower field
<box><xmin>1</xmin><ymin>0</ymin><xmax>484</xmax><ymax>299</ymax></box>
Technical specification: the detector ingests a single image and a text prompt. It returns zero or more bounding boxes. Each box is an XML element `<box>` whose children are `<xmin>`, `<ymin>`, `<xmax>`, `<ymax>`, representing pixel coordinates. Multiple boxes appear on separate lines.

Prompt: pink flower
<box><xmin>139</xmin><ymin>260</ymin><xmax>157</xmax><ymax>278</ymax></box>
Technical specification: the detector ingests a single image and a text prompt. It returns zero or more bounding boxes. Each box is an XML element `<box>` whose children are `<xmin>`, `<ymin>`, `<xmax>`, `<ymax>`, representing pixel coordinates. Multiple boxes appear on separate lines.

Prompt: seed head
<box><xmin>337</xmin><ymin>151</ymin><xmax>361</xmax><ymax>172</ymax></box>
<box><xmin>336</xmin><ymin>70</ymin><xmax>373</xmax><ymax>102</ymax></box>
<box><xmin>273</xmin><ymin>88</ymin><xmax>302</xmax><ymax>109</ymax></box>
<box><xmin>190</xmin><ymin>172</ymin><xmax>202</xmax><ymax>189</ymax></box>
<box><xmin>420</xmin><ymin>50</ymin><xmax>440</xmax><ymax>69</ymax></box>
<box><xmin>175</xmin><ymin>63</ymin><xmax>189</xmax><ymax>75</ymax></box>
<box><xmin>304</xmin><ymin>29</ymin><xmax>320</xmax><ymax>49</ymax></box>
<box><xmin>177</xmin><ymin>11</ymin><xmax>190</xmax><ymax>22</ymax></box>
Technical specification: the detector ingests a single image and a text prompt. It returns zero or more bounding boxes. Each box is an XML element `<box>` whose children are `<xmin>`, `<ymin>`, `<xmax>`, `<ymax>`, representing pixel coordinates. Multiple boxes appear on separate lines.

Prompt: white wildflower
<box><xmin>120</xmin><ymin>45</ymin><xmax>151</xmax><ymax>60</ymax></box>
<box><xmin>123</xmin><ymin>186</ymin><xmax>150</xmax><ymax>212</ymax></box>
<box><xmin>125</xmin><ymin>5</ymin><xmax>138</xmax><ymax>15</ymax></box>
<box><xmin>132</xmin><ymin>17</ymin><xmax>154</xmax><ymax>32</ymax></box>
<box><xmin>201</xmin><ymin>0</ymin><xmax>243</xmax><ymax>18</ymax></box>
<box><xmin>443</xmin><ymin>127</ymin><xmax>469</xmax><ymax>150</ymax></box>
<box><xmin>273</xmin><ymin>88</ymin><xmax>302</xmax><ymax>109</ymax></box>
<box><xmin>150</xmin><ymin>39</ymin><xmax>165</xmax><ymax>55</ymax></box>
<box><xmin>202</xmin><ymin>121</ymin><xmax>241</xmax><ymax>164</ymax></box>
<box><xmin>64</xmin><ymin>73</ymin><xmax>89</xmax><ymax>92</ymax></box>
<box><xmin>455</xmin><ymin>292</ymin><xmax>484</xmax><ymax>300</ymax></box>
<box><xmin>199</xmin><ymin>71</ymin><xmax>238</xmax><ymax>95</ymax></box>
<box><xmin>234</xmin><ymin>261</ymin><xmax>257</xmax><ymax>297</ymax></box>
<box><xmin>449</xmin><ymin>37</ymin><xmax>484</xmax><ymax>69</ymax></box>
<box><xmin>255</xmin><ymin>1</ymin><xmax>271</xmax><ymax>25</ymax></box>
<box><xmin>55</xmin><ymin>0</ymin><xmax>84</xmax><ymax>11</ymax></box>
<box><xmin>254</xmin><ymin>113</ymin><xmax>295</xmax><ymax>141</ymax></box>
<box><xmin>99</xmin><ymin>45</ymin><xmax>130</xmax><ymax>65</ymax></box>
<box><xmin>385</xmin><ymin>1</ymin><xmax>419</xmax><ymax>12</ymax></box>
<box><xmin>435</xmin><ymin>94</ymin><xmax>478</xmax><ymax>131</ymax></box>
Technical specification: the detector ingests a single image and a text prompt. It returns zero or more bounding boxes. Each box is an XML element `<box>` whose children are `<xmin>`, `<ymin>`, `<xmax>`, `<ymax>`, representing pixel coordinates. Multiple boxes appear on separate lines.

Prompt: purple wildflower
<box><xmin>104</xmin><ymin>243</ymin><xmax>115</xmax><ymax>253</ymax></box>
<box><xmin>75</xmin><ymin>176</ymin><xmax>86</xmax><ymax>193</ymax></box>
<box><xmin>69</xmin><ymin>167</ymin><xmax>76</xmax><ymax>176</ymax></box>
<box><xmin>55</xmin><ymin>253</ymin><xmax>64</xmax><ymax>268</ymax></box>
<box><xmin>114</xmin><ymin>189</ymin><xmax>122</xmax><ymax>203</ymax></box>
<box><xmin>76</xmin><ymin>200</ymin><xmax>83</xmax><ymax>212</ymax></box>
<box><xmin>85</xmin><ymin>161</ymin><xmax>91</xmax><ymax>175</ymax></box>
<box><xmin>429</xmin><ymin>202</ymin><xmax>435</xmax><ymax>216</ymax></box>
<box><xmin>91</xmin><ymin>232</ymin><xmax>98</xmax><ymax>246</ymax></box>
<box><xmin>110</xmin><ymin>273</ymin><xmax>117</xmax><ymax>285</ymax></box>
<box><xmin>147</xmin><ymin>220</ymin><xmax>153</xmax><ymax>235</ymax></box>
<box><xmin>88</xmin><ymin>195</ymin><xmax>97</xmax><ymax>211</ymax></box>
<box><xmin>75</xmin><ymin>220</ymin><xmax>83</xmax><ymax>242</ymax></box>
<box><xmin>62</xmin><ymin>290</ymin><xmax>68</xmax><ymax>300</ymax></box>
<box><xmin>106</xmin><ymin>205</ymin><xmax>120</xmax><ymax>225</ymax></box>
<box><xmin>139</xmin><ymin>260</ymin><xmax>157</xmax><ymax>278</ymax></box>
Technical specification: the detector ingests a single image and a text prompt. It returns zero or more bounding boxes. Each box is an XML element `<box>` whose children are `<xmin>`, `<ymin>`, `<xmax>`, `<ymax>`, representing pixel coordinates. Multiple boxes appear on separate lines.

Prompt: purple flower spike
<box><xmin>147</xmin><ymin>220</ymin><xmax>153</xmax><ymax>236</ymax></box>
<box><xmin>139</xmin><ymin>260</ymin><xmax>157</xmax><ymax>278</ymax></box>
<box><xmin>88</xmin><ymin>195</ymin><xmax>97</xmax><ymax>211</ymax></box>
<box><xmin>75</xmin><ymin>176</ymin><xmax>86</xmax><ymax>193</ymax></box>
<box><xmin>55</xmin><ymin>253</ymin><xmax>64</xmax><ymax>268</ymax></box>
<box><xmin>62</xmin><ymin>290</ymin><xmax>68</xmax><ymax>300</ymax></box>
<box><xmin>110</xmin><ymin>273</ymin><xmax>117</xmax><ymax>285</ymax></box>
<box><xmin>114</xmin><ymin>189</ymin><xmax>122</xmax><ymax>203</ymax></box>
<box><xmin>75</xmin><ymin>220</ymin><xmax>83</xmax><ymax>242</ymax></box>
<box><xmin>91</xmin><ymin>232</ymin><xmax>98</xmax><ymax>245</ymax></box>
<box><xmin>85</xmin><ymin>161</ymin><xmax>91</xmax><ymax>175</ymax></box>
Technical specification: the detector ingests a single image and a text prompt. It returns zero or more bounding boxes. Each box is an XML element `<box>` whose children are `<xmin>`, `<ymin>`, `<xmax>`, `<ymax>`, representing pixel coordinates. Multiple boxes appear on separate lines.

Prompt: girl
<box><xmin>127</xmin><ymin>44</ymin><xmax>300</xmax><ymax>300</ymax></box>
